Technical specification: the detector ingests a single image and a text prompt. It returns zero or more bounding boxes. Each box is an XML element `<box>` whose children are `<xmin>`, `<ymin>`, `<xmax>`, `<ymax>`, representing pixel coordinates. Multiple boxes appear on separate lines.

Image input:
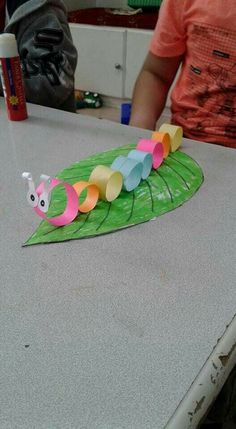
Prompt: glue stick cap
<box><xmin>0</xmin><ymin>33</ymin><xmax>18</xmax><ymax>58</ymax></box>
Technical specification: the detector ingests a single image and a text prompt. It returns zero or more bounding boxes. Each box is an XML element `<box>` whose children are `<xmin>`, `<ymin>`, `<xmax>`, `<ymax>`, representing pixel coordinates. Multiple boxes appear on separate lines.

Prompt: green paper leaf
<box><xmin>24</xmin><ymin>144</ymin><xmax>204</xmax><ymax>246</ymax></box>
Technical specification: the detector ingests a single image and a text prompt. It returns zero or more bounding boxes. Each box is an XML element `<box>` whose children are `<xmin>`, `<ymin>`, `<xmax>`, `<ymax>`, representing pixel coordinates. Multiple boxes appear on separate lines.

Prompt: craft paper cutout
<box><xmin>34</xmin><ymin>178</ymin><xmax>78</xmax><ymax>226</ymax></box>
<box><xmin>151</xmin><ymin>131</ymin><xmax>170</xmax><ymax>159</ymax></box>
<box><xmin>111</xmin><ymin>155</ymin><xmax>143</xmax><ymax>191</ymax></box>
<box><xmin>24</xmin><ymin>145</ymin><xmax>204</xmax><ymax>246</ymax></box>
<box><xmin>37</xmin><ymin>174</ymin><xmax>52</xmax><ymax>213</ymax></box>
<box><xmin>128</xmin><ymin>150</ymin><xmax>152</xmax><ymax>180</ymax></box>
<box><xmin>137</xmin><ymin>139</ymin><xmax>164</xmax><ymax>169</ymax></box>
<box><xmin>23</xmin><ymin>124</ymin><xmax>180</xmax><ymax>230</ymax></box>
<box><xmin>22</xmin><ymin>172</ymin><xmax>39</xmax><ymax>208</ymax></box>
<box><xmin>89</xmin><ymin>165</ymin><xmax>123</xmax><ymax>201</ymax></box>
<box><xmin>72</xmin><ymin>181</ymin><xmax>99</xmax><ymax>213</ymax></box>
<box><xmin>159</xmin><ymin>124</ymin><xmax>182</xmax><ymax>152</ymax></box>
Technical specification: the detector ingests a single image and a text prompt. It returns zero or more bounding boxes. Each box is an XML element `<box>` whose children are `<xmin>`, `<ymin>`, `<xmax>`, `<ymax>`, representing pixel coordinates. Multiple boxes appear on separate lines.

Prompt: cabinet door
<box><xmin>64</xmin><ymin>0</ymin><xmax>96</xmax><ymax>10</ymax></box>
<box><xmin>124</xmin><ymin>29</ymin><xmax>152</xmax><ymax>99</ymax></box>
<box><xmin>96</xmin><ymin>0</ymin><xmax>127</xmax><ymax>6</ymax></box>
<box><xmin>70</xmin><ymin>24</ymin><xmax>126</xmax><ymax>97</ymax></box>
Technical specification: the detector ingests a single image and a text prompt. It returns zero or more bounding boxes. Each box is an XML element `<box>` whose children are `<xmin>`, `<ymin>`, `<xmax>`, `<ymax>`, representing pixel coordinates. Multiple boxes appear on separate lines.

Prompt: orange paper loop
<box><xmin>151</xmin><ymin>131</ymin><xmax>171</xmax><ymax>158</ymax></box>
<box><xmin>73</xmin><ymin>181</ymin><xmax>99</xmax><ymax>213</ymax></box>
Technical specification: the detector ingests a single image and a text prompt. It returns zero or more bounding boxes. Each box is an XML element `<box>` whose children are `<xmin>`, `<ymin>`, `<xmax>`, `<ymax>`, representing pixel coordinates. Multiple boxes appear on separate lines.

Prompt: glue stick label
<box><xmin>0</xmin><ymin>56</ymin><xmax>28</xmax><ymax>121</ymax></box>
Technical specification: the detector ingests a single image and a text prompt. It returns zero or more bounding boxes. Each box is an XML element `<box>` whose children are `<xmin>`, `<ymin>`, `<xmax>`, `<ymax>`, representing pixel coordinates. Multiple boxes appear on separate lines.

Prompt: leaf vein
<box><xmin>126</xmin><ymin>191</ymin><xmax>135</xmax><ymax>222</ymax></box>
<box><xmin>154</xmin><ymin>171</ymin><xmax>174</xmax><ymax>203</ymax></box>
<box><xmin>163</xmin><ymin>161</ymin><xmax>190</xmax><ymax>190</ymax></box>
<box><xmin>168</xmin><ymin>154</ymin><xmax>196</xmax><ymax>176</ymax></box>
<box><xmin>96</xmin><ymin>203</ymin><xmax>112</xmax><ymax>231</ymax></box>
<box><xmin>144</xmin><ymin>179</ymin><xmax>154</xmax><ymax>212</ymax></box>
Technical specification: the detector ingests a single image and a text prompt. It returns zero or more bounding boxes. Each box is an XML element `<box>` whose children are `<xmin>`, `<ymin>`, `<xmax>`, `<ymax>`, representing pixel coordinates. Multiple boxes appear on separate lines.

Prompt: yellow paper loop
<box><xmin>159</xmin><ymin>124</ymin><xmax>183</xmax><ymax>152</ymax></box>
<box><xmin>89</xmin><ymin>165</ymin><xmax>123</xmax><ymax>202</ymax></box>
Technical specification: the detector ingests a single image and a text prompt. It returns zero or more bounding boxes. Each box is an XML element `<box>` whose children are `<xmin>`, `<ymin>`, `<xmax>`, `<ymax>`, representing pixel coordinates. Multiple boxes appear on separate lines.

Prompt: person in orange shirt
<box><xmin>129</xmin><ymin>0</ymin><xmax>236</xmax><ymax>149</ymax></box>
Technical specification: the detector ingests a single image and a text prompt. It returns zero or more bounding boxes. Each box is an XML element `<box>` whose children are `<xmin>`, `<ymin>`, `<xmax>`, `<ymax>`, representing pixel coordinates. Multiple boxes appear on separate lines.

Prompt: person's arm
<box><xmin>129</xmin><ymin>52</ymin><xmax>182</xmax><ymax>130</ymax></box>
<box><xmin>4</xmin><ymin>3</ymin><xmax>78</xmax><ymax>112</ymax></box>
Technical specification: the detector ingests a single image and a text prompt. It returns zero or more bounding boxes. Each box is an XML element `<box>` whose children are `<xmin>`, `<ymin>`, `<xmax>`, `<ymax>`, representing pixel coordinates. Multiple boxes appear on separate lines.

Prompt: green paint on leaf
<box><xmin>24</xmin><ymin>144</ymin><xmax>204</xmax><ymax>246</ymax></box>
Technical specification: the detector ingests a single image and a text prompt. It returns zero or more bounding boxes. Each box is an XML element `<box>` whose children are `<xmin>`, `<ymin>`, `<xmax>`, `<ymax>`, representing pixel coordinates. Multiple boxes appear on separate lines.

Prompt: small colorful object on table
<box><xmin>75</xmin><ymin>90</ymin><xmax>103</xmax><ymax>109</ymax></box>
<box><xmin>22</xmin><ymin>173</ymin><xmax>100</xmax><ymax>226</ymax></box>
<box><xmin>159</xmin><ymin>123</ymin><xmax>183</xmax><ymax>152</ymax></box>
<box><xmin>111</xmin><ymin>155</ymin><xmax>143</xmax><ymax>192</ymax></box>
<box><xmin>72</xmin><ymin>181</ymin><xmax>99</xmax><ymax>213</ymax></box>
<box><xmin>137</xmin><ymin>139</ymin><xmax>164</xmax><ymax>169</ymax></box>
<box><xmin>22</xmin><ymin>124</ymin><xmax>204</xmax><ymax>246</ymax></box>
<box><xmin>151</xmin><ymin>131</ymin><xmax>170</xmax><ymax>158</ymax></box>
<box><xmin>89</xmin><ymin>165</ymin><xmax>123</xmax><ymax>201</ymax></box>
<box><xmin>120</xmin><ymin>103</ymin><xmax>131</xmax><ymax>125</ymax></box>
<box><xmin>127</xmin><ymin>150</ymin><xmax>152</xmax><ymax>180</ymax></box>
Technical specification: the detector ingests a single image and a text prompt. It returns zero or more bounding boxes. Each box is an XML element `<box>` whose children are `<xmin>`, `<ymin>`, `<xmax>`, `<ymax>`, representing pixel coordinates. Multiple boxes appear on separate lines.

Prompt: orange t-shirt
<box><xmin>150</xmin><ymin>0</ymin><xmax>236</xmax><ymax>148</ymax></box>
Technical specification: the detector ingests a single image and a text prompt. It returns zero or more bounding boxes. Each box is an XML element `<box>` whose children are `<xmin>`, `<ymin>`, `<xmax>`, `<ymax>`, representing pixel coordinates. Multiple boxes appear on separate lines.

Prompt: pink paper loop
<box><xmin>137</xmin><ymin>139</ymin><xmax>164</xmax><ymax>169</ymax></box>
<box><xmin>34</xmin><ymin>178</ymin><xmax>78</xmax><ymax>226</ymax></box>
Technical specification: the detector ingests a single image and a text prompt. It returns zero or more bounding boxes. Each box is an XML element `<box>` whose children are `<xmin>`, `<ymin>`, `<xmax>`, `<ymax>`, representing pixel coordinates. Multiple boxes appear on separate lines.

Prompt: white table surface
<box><xmin>0</xmin><ymin>99</ymin><xmax>236</xmax><ymax>429</ymax></box>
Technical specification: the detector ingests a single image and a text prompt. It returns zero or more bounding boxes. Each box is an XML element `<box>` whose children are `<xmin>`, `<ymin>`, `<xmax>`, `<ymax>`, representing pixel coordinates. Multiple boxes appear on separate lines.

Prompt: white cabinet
<box><xmin>96</xmin><ymin>0</ymin><xmax>127</xmax><ymax>6</ymax></box>
<box><xmin>65</xmin><ymin>1</ymin><xmax>96</xmax><ymax>10</ymax></box>
<box><xmin>70</xmin><ymin>22</ymin><xmax>172</xmax><ymax>125</ymax></box>
<box><xmin>70</xmin><ymin>24</ymin><xmax>126</xmax><ymax>97</ymax></box>
<box><xmin>70</xmin><ymin>23</ymin><xmax>153</xmax><ymax>99</ymax></box>
<box><xmin>65</xmin><ymin>1</ymin><xmax>126</xmax><ymax>9</ymax></box>
<box><xmin>124</xmin><ymin>29</ymin><xmax>152</xmax><ymax>98</ymax></box>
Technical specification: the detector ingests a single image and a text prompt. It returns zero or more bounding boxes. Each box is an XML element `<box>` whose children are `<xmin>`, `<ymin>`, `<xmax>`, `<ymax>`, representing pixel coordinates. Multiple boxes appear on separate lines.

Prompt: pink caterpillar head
<box><xmin>22</xmin><ymin>172</ymin><xmax>86</xmax><ymax>227</ymax></box>
<box><xmin>22</xmin><ymin>172</ymin><xmax>52</xmax><ymax>215</ymax></box>
<box><xmin>22</xmin><ymin>172</ymin><xmax>79</xmax><ymax>226</ymax></box>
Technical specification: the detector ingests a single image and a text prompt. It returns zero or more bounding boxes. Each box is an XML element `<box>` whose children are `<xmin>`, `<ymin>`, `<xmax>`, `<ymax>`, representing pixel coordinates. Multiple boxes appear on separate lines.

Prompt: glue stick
<box><xmin>0</xmin><ymin>33</ymin><xmax>28</xmax><ymax>121</ymax></box>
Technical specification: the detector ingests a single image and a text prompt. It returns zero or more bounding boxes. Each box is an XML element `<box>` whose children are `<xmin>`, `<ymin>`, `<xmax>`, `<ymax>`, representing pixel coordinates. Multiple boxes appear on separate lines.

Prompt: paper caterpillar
<box><xmin>22</xmin><ymin>124</ymin><xmax>183</xmax><ymax>227</ymax></box>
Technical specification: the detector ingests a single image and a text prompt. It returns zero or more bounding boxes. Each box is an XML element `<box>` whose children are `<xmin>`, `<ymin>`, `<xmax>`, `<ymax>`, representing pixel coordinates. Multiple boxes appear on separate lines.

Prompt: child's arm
<box><xmin>129</xmin><ymin>52</ymin><xmax>182</xmax><ymax>130</ymax></box>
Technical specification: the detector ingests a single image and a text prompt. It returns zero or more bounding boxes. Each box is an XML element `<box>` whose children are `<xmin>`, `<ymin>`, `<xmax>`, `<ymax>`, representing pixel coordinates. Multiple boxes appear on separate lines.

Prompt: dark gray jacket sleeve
<box><xmin>4</xmin><ymin>1</ymin><xmax>78</xmax><ymax>112</ymax></box>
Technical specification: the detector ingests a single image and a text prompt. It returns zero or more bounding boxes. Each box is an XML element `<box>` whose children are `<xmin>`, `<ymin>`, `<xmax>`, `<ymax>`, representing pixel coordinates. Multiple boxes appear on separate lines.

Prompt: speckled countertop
<box><xmin>0</xmin><ymin>99</ymin><xmax>235</xmax><ymax>429</ymax></box>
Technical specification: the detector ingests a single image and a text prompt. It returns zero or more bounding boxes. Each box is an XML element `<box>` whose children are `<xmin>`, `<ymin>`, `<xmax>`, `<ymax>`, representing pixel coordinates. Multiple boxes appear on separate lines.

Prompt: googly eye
<box><xmin>27</xmin><ymin>190</ymin><xmax>39</xmax><ymax>208</ymax></box>
<box><xmin>38</xmin><ymin>193</ymin><xmax>49</xmax><ymax>213</ymax></box>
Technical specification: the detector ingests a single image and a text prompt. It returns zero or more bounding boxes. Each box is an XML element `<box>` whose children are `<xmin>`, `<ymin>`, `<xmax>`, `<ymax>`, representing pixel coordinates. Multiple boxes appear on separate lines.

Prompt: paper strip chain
<box><xmin>22</xmin><ymin>124</ymin><xmax>182</xmax><ymax>226</ymax></box>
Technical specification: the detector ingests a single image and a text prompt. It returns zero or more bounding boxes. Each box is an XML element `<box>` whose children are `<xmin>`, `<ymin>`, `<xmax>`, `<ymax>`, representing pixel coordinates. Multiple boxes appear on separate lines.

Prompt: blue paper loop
<box><xmin>111</xmin><ymin>156</ymin><xmax>143</xmax><ymax>191</ymax></box>
<box><xmin>128</xmin><ymin>150</ymin><xmax>152</xmax><ymax>179</ymax></box>
<box><xmin>111</xmin><ymin>155</ymin><xmax>126</xmax><ymax>171</ymax></box>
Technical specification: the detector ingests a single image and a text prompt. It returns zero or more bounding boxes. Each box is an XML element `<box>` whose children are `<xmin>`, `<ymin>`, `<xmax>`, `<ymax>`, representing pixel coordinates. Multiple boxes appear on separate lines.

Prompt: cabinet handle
<box><xmin>114</xmin><ymin>63</ymin><xmax>122</xmax><ymax>70</ymax></box>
